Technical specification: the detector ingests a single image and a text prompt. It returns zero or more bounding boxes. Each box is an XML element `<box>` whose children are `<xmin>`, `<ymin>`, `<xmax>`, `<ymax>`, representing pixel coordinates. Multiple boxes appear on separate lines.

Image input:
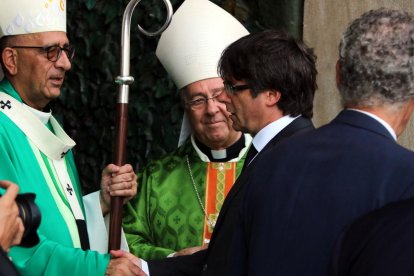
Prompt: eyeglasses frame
<box><xmin>185</xmin><ymin>89</ymin><xmax>224</xmax><ymax>110</ymax></box>
<box><xmin>11</xmin><ymin>44</ymin><xmax>75</xmax><ymax>62</ymax></box>
<box><xmin>223</xmin><ymin>81</ymin><xmax>250</xmax><ymax>95</ymax></box>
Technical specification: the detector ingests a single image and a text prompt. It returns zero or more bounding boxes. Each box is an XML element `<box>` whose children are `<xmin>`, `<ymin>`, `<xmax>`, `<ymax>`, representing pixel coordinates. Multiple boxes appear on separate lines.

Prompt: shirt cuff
<box><xmin>141</xmin><ymin>259</ymin><xmax>149</xmax><ymax>275</ymax></box>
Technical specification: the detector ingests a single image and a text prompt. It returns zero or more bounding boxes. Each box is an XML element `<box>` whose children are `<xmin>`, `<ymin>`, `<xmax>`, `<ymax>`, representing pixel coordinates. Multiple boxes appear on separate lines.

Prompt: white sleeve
<box><xmin>83</xmin><ymin>191</ymin><xmax>129</xmax><ymax>253</ymax></box>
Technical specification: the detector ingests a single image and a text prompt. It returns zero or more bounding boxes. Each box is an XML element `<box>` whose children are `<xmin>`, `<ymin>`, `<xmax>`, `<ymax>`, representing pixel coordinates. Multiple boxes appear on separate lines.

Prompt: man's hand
<box><xmin>100</xmin><ymin>164</ymin><xmax>138</xmax><ymax>216</ymax></box>
<box><xmin>106</xmin><ymin>250</ymin><xmax>147</xmax><ymax>276</ymax></box>
<box><xmin>173</xmin><ymin>244</ymin><xmax>208</xmax><ymax>257</ymax></box>
<box><xmin>0</xmin><ymin>180</ymin><xmax>25</xmax><ymax>252</ymax></box>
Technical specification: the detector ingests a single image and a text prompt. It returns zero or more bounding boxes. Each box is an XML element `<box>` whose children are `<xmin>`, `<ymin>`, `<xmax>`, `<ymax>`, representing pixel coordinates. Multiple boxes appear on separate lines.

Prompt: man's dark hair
<box><xmin>218</xmin><ymin>30</ymin><xmax>317</xmax><ymax>118</ymax></box>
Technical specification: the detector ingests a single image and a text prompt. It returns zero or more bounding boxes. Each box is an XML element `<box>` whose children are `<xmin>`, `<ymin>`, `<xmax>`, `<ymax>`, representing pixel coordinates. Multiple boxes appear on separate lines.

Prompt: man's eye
<box><xmin>46</xmin><ymin>46</ymin><xmax>59</xmax><ymax>56</ymax></box>
<box><xmin>190</xmin><ymin>98</ymin><xmax>206</xmax><ymax>105</ymax></box>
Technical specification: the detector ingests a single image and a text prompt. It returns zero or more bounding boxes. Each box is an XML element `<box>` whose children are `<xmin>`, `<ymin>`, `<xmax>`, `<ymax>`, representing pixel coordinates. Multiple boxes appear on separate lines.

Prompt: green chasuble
<box><xmin>0</xmin><ymin>79</ymin><xmax>109</xmax><ymax>275</ymax></box>
<box><xmin>123</xmin><ymin>134</ymin><xmax>251</xmax><ymax>260</ymax></box>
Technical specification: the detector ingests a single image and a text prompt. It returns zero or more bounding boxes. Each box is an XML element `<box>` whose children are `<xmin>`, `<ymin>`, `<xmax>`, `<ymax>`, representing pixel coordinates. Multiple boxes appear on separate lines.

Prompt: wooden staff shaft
<box><xmin>108</xmin><ymin>0</ymin><xmax>172</xmax><ymax>252</ymax></box>
<box><xmin>109</xmin><ymin>102</ymin><xmax>128</xmax><ymax>251</ymax></box>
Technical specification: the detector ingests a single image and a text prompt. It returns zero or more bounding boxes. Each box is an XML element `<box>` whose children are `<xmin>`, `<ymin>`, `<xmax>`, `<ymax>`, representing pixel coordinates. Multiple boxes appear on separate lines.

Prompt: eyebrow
<box><xmin>44</xmin><ymin>42</ymin><xmax>71</xmax><ymax>47</ymax></box>
<box><xmin>211</xmin><ymin>87</ymin><xmax>224</xmax><ymax>93</ymax></box>
<box><xmin>191</xmin><ymin>87</ymin><xmax>224</xmax><ymax>94</ymax></box>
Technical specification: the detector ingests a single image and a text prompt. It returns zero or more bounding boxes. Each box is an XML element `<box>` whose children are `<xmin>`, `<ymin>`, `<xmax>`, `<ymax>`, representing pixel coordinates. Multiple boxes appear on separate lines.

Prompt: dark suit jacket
<box><xmin>148</xmin><ymin>116</ymin><xmax>315</xmax><ymax>275</ymax></box>
<box><xmin>331</xmin><ymin>196</ymin><xmax>414</xmax><ymax>276</ymax></box>
<box><xmin>228</xmin><ymin>110</ymin><xmax>414</xmax><ymax>276</ymax></box>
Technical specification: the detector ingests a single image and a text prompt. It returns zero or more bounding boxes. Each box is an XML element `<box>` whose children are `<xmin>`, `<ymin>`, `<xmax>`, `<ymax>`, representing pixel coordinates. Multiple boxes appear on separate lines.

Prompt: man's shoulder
<box><xmin>0</xmin><ymin>111</ymin><xmax>19</xmax><ymax>133</ymax></box>
<box><xmin>142</xmin><ymin>142</ymin><xmax>191</xmax><ymax>173</ymax></box>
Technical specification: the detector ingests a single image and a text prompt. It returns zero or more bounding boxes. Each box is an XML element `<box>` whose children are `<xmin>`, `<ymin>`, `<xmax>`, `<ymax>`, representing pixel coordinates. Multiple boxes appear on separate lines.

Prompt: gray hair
<box><xmin>338</xmin><ymin>8</ymin><xmax>414</xmax><ymax>108</ymax></box>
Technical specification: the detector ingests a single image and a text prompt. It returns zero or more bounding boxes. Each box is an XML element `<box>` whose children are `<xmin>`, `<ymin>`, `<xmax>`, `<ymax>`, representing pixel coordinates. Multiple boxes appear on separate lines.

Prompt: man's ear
<box><xmin>266</xmin><ymin>90</ymin><xmax>281</xmax><ymax>106</ymax></box>
<box><xmin>2</xmin><ymin>48</ymin><xmax>18</xmax><ymax>75</ymax></box>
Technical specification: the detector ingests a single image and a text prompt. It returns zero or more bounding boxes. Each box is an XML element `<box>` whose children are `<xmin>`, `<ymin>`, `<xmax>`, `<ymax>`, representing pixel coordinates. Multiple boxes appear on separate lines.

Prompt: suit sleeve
<box><xmin>148</xmin><ymin>249</ymin><xmax>206</xmax><ymax>276</ymax></box>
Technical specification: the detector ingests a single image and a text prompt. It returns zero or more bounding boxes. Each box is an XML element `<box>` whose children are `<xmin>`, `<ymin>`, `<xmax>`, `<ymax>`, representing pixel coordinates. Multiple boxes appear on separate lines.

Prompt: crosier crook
<box><xmin>109</xmin><ymin>0</ymin><xmax>173</xmax><ymax>251</ymax></box>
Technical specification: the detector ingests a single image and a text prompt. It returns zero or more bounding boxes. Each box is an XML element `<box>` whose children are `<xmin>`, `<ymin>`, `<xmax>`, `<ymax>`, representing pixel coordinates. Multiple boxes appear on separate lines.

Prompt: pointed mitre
<box><xmin>0</xmin><ymin>0</ymin><xmax>66</xmax><ymax>38</ymax></box>
<box><xmin>156</xmin><ymin>0</ymin><xmax>249</xmax><ymax>89</ymax></box>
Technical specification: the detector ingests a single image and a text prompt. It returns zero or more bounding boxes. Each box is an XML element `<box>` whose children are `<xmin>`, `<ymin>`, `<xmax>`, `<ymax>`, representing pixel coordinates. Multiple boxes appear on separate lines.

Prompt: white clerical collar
<box><xmin>23</xmin><ymin>104</ymin><xmax>52</xmax><ymax>125</ymax></box>
<box><xmin>252</xmin><ymin>115</ymin><xmax>299</xmax><ymax>153</ymax></box>
<box><xmin>211</xmin><ymin>149</ymin><xmax>227</xmax><ymax>159</ymax></box>
<box><xmin>191</xmin><ymin>134</ymin><xmax>252</xmax><ymax>162</ymax></box>
<box><xmin>347</xmin><ymin>108</ymin><xmax>397</xmax><ymax>141</ymax></box>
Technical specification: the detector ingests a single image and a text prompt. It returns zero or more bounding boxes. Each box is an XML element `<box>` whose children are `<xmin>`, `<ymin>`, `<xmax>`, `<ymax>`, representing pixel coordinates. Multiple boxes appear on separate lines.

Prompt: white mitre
<box><xmin>0</xmin><ymin>0</ymin><xmax>66</xmax><ymax>78</ymax></box>
<box><xmin>0</xmin><ymin>0</ymin><xmax>66</xmax><ymax>38</ymax></box>
<box><xmin>156</xmin><ymin>0</ymin><xmax>249</xmax><ymax>146</ymax></box>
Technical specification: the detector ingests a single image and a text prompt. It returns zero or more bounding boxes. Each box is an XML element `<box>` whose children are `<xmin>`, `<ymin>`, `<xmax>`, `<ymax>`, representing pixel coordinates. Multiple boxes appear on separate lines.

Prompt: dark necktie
<box><xmin>242</xmin><ymin>145</ymin><xmax>258</xmax><ymax>171</ymax></box>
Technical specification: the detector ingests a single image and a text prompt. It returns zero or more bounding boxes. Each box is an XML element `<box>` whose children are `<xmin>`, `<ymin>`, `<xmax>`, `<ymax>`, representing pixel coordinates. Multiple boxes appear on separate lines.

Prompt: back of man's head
<box><xmin>338</xmin><ymin>8</ymin><xmax>414</xmax><ymax>108</ymax></box>
<box><xmin>218</xmin><ymin>30</ymin><xmax>317</xmax><ymax>119</ymax></box>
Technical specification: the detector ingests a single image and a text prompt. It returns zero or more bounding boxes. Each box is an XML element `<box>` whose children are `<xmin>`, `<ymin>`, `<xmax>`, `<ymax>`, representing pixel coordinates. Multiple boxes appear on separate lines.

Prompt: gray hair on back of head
<box><xmin>338</xmin><ymin>8</ymin><xmax>414</xmax><ymax>108</ymax></box>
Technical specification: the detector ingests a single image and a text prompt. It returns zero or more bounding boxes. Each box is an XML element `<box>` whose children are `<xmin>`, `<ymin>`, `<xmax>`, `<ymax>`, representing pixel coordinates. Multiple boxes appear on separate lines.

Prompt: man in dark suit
<box><xmin>226</xmin><ymin>8</ymin><xmax>414</xmax><ymax>276</ymax></box>
<box><xmin>141</xmin><ymin>30</ymin><xmax>317</xmax><ymax>275</ymax></box>
<box><xmin>331</xmin><ymin>196</ymin><xmax>414</xmax><ymax>276</ymax></box>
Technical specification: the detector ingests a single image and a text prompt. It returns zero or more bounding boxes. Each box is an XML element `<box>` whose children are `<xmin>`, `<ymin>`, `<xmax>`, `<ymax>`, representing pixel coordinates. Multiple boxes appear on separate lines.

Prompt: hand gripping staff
<box><xmin>109</xmin><ymin>0</ymin><xmax>173</xmax><ymax>251</ymax></box>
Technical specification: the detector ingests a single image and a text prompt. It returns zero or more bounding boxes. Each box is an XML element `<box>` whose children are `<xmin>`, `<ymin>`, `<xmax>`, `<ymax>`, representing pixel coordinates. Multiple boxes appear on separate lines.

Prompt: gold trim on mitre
<box><xmin>156</xmin><ymin>0</ymin><xmax>249</xmax><ymax>90</ymax></box>
<box><xmin>0</xmin><ymin>0</ymin><xmax>66</xmax><ymax>38</ymax></box>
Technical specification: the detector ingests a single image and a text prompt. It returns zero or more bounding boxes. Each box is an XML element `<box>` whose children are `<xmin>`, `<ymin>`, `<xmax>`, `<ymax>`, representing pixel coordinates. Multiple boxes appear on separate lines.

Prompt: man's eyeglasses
<box><xmin>223</xmin><ymin>81</ymin><xmax>250</xmax><ymax>95</ymax></box>
<box><xmin>11</xmin><ymin>45</ymin><xmax>75</xmax><ymax>62</ymax></box>
<box><xmin>186</xmin><ymin>89</ymin><xmax>224</xmax><ymax>110</ymax></box>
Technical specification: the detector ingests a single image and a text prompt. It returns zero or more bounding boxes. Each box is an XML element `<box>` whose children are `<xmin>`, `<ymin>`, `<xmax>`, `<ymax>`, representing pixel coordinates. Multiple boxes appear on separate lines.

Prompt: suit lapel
<box><xmin>210</xmin><ymin>117</ymin><xmax>314</xmax><ymax>240</ymax></box>
<box><xmin>260</xmin><ymin>116</ymin><xmax>314</xmax><ymax>155</ymax></box>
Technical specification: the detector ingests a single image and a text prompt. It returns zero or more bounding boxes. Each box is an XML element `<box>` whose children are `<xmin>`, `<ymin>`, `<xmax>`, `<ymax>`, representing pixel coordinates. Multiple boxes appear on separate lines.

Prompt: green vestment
<box><xmin>123</xmin><ymin>134</ymin><xmax>251</xmax><ymax>260</ymax></box>
<box><xmin>0</xmin><ymin>80</ymin><xmax>109</xmax><ymax>275</ymax></box>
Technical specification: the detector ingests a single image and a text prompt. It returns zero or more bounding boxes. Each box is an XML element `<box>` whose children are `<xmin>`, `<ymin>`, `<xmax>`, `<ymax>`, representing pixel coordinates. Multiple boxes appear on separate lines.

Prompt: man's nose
<box><xmin>55</xmin><ymin>51</ymin><xmax>72</xmax><ymax>71</ymax></box>
<box><xmin>205</xmin><ymin>96</ymin><xmax>221</xmax><ymax>113</ymax></box>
